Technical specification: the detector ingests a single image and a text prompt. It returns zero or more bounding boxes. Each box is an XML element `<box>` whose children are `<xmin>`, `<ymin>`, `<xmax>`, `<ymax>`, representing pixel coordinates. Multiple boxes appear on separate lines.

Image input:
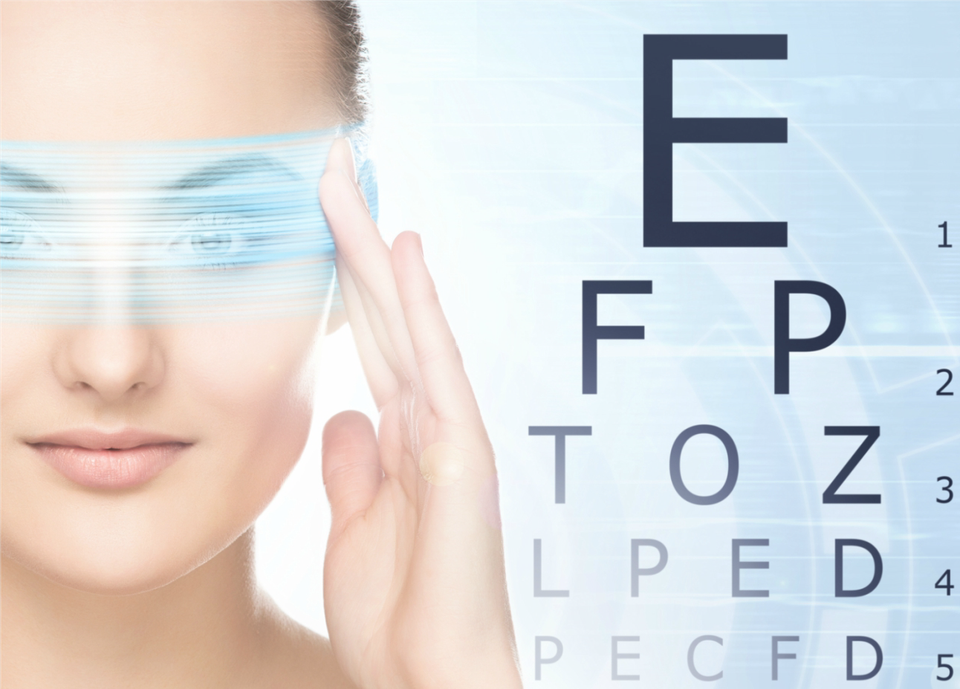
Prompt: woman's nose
<box><xmin>53</xmin><ymin>326</ymin><xmax>165</xmax><ymax>402</ymax></box>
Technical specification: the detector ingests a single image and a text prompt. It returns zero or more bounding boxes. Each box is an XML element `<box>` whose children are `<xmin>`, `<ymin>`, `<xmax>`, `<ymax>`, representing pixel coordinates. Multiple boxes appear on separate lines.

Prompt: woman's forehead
<box><xmin>1</xmin><ymin>1</ymin><xmax>341</xmax><ymax>141</ymax></box>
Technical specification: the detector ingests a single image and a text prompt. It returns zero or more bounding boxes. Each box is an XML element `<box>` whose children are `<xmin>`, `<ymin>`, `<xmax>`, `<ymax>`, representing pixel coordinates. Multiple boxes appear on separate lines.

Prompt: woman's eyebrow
<box><xmin>0</xmin><ymin>162</ymin><xmax>61</xmax><ymax>193</ymax></box>
<box><xmin>0</xmin><ymin>154</ymin><xmax>301</xmax><ymax>194</ymax></box>
<box><xmin>166</xmin><ymin>154</ymin><xmax>301</xmax><ymax>190</ymax></box>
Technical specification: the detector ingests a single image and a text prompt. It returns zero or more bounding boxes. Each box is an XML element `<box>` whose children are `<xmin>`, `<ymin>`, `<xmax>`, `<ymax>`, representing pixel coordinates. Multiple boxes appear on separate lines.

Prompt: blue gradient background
<box><xmin>254</xmin><ymin>3</ymin><xmax>960</xmax><ymax>686</ymax></box>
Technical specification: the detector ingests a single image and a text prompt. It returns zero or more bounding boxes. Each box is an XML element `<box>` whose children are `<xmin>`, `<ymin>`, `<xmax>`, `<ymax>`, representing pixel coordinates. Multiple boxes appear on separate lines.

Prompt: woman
<box><xmin>0</xmin><ymin>2</ymin><xmax>522</xmax><ymax>687</ymax></box>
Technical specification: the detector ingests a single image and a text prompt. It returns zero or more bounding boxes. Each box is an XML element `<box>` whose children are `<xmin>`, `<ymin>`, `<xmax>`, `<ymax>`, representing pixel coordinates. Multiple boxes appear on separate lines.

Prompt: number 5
<box><xmin>938</xmin><ymin>654</ymin><xmax>954</xmax><ymax>682</ymax></box>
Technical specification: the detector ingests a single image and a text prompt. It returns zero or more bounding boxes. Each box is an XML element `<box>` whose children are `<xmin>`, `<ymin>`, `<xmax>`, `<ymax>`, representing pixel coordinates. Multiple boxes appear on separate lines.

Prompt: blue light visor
<box><xmin>0</xmin><ymin>128</ymin><xmax>378</xmax><ymax>323</ymax></box>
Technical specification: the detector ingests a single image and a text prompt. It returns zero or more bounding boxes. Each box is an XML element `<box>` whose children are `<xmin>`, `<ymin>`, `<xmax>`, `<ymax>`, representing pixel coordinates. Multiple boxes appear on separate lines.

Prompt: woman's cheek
<box><xmin>177</xmin><ymin>318</ymin><xmax>317</xmax><ymax>413</ymax></box>
<box><xmin>173</xmin><ymin>318</ymin><xmax>321</xmax><ymax>503</ymax></box>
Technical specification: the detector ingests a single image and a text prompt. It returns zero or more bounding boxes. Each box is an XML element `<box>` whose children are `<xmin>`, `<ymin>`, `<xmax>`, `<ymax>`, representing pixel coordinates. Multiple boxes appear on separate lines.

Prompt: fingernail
<box><xmin>325</xmin><ymin>137</ymin><xmax>349</xmax><ymax>174</ymax></box>
<box><xmin>341</xmin><ymin>138</ymin><xmax>358</xmax><ymax>183</ymax></box>
<box><xmin>337</xmin><ymin>166</ymin><xmax>370</xmax><ymax>214</ymax></box>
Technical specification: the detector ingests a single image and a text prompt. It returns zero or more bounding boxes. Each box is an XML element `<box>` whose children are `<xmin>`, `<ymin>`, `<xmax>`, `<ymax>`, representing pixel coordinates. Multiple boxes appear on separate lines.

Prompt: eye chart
<box><xmin>257</xmin><ymin>2</ymin><xmax>960</xmax><ymax>686</ymax></box>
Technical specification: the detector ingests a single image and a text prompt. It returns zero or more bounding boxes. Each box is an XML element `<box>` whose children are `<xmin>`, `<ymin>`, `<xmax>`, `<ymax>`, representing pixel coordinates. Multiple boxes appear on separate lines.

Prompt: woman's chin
<box><xmin>2</xmin><ymin>528</ymin><xmax>244</xmax><ymax>597</ymax></box>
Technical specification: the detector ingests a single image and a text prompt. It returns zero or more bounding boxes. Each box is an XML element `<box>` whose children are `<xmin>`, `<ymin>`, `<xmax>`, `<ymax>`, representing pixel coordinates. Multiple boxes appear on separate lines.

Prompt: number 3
<box><xmin>938</xmin><ymin>477</ymin><xmax>954</xmax><ymax>504</ymax></box>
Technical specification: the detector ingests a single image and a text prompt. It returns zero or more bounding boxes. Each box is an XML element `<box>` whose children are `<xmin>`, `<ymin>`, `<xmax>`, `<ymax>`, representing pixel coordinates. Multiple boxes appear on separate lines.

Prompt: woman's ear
<box><xmin>325</xmin><ymin>308</ymin><xmax>348</xmax><ymax>335</ymax></box>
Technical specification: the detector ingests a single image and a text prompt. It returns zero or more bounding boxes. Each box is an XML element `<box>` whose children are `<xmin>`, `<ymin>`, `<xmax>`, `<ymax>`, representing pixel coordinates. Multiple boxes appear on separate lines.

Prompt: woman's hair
<box><xmin>315</xmin><ymin>0</ymin><xmax>368</xmax><ymax>124</ymax></box>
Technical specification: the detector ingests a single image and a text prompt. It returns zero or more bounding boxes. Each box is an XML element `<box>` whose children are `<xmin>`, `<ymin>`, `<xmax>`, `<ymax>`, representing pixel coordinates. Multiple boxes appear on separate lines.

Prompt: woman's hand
<box><xmin>317</xmin><ymin>139</ymin><xmax>522</xmax><ymax>689</ymax></box>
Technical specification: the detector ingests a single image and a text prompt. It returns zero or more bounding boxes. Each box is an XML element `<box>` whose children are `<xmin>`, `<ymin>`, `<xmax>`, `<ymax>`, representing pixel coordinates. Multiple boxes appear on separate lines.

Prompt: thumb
<box><xmin>322</xmin><ymin>410</ymin><xmax>382</xmax><ymax>540</ymax></box>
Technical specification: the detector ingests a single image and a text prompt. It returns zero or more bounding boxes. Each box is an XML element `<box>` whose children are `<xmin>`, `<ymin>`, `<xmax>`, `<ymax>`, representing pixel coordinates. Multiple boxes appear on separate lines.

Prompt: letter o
<box><xmin>670</xmin><ymin>425</ymin><xmax>739</xmax><ymax>505</ymax></box>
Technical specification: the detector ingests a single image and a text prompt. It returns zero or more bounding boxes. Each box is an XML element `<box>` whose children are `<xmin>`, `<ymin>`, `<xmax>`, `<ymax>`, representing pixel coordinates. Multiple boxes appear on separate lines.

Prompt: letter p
<box><xmin>535</xmin><ymin>636</ymin><xmax>563</xmax><ymax>680</ymax></box>
<box><xmin>774</xmin><ymin>280</ymin><xmax>846</xmax><ymax>394</ymax></box>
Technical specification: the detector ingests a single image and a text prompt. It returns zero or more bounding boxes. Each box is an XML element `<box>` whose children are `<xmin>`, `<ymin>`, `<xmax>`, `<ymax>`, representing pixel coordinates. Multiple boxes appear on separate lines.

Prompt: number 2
<box><xmin>937</xmin><ymin>369</ymin><xmax>954</xmax><ymax>396</ymax></box>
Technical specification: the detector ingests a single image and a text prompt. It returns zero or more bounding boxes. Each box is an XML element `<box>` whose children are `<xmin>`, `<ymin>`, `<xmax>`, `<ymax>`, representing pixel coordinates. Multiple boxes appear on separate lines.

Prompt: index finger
<box><xmin>319</xmin><ymin>138</ymin><xmax>421</xmax><ymax>386</ymax></box>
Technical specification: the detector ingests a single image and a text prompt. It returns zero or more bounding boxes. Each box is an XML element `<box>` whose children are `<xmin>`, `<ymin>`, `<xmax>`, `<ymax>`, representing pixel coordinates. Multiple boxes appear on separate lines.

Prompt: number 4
<box><xmin>936</xmin><ymin>570</ymin><xmax>954</xmax><ymax>596</ymax></box>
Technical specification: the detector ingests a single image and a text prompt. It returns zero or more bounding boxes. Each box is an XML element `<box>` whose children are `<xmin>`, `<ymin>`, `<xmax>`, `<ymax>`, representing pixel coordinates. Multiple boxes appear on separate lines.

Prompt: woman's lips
<box><xmin>27</xmin><ymin>429</ymin><xmax>192</xmax><ymax>489</ymax></box>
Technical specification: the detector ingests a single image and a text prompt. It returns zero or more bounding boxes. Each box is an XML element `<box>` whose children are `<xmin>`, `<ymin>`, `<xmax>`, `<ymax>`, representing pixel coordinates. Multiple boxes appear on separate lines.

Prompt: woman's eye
<box><xmin>191</xmin><ymin>230</ymin><xmax>232</xmax><ymax>254</ymax></box>
<box><xmin>0</xmin><ymin>209</ymin><xmax>53</xmax><ymax>258</ymax></box>
<box><xmin>166</xmin><ymin>211</ymin><xmax>323</xmax><ymax>269</ymax></box>
<box><xmin>168</xmin><ymin>213</ymin><xmax>246</xmax><ymax>265</ymax></box>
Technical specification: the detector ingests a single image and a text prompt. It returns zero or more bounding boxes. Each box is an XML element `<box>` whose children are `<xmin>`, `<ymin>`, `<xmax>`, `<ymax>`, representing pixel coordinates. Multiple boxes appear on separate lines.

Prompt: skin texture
<box><xmin>0</xmin><ymin>3</ymin><xmax>521</xmax><ymax>688</ymax></box>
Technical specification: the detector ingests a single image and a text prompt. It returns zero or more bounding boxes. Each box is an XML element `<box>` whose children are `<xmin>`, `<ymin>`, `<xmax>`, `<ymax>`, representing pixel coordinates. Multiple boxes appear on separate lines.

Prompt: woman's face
<box><xmin>1</xmin><ymin>1</ymin><xmax>340</xmax><ymax>593</ymax></box>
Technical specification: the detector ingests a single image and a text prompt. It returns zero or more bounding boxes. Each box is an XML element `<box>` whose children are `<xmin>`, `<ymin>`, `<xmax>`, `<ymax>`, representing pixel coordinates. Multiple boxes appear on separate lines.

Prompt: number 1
<box><xmin>940</xmin><ymin>221</ymin><xmax>952</xmax><ymax>248</ymax></box>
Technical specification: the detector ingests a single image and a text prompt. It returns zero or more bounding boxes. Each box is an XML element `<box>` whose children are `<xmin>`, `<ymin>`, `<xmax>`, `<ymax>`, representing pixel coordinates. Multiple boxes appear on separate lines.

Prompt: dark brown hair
<box><xmin>315</xmin><ymin>0</ymin><xmax>368</xmax><ymax>124</ymax></box>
